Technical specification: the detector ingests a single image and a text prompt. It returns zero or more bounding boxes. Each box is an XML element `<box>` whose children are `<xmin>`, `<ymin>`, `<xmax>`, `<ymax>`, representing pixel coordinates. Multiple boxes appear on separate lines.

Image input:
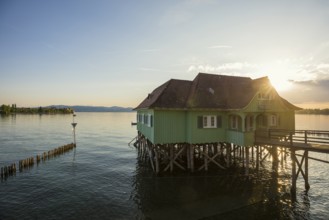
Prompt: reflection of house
<box><xmin>135</xmin><ymin>73</ymin><xmax>301</xmax><ymax>147</ymax></box>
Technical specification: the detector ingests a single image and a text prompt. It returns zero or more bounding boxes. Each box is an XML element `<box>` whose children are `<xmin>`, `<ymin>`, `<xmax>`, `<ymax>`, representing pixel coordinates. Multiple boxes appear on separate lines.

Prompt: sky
<box><xmin>1</xmin><ymin>0</ymin><xmax>329</xmax><ymax>108</ymax></box>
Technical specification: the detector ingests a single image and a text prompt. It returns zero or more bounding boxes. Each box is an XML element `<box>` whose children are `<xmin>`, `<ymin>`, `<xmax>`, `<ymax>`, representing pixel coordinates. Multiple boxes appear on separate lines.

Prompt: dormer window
<box><xmin>147</xmin><ymin>93</ymin><xmax>153</xmax><ymax>99</ymax></box>
<box><xmin>258</xmin><ymin>92</ymin><xmax>272</xmax><ymax>100</ymax></box>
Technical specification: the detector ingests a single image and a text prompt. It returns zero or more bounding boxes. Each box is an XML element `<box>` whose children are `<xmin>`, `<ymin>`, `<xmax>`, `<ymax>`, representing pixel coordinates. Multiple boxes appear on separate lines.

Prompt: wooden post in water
<box><xmin>204</xmin><ymin>145</ymin><xmax>208</xmax><ymax>171</ymax></box>
<box><xmin>170</xmin><ymin>144</ymin><xmax>174</xmax><ymax>172</ymax></box>
<box><xmin>272</xmin><ymin>146</ymin><xmax>278</xmax><ymax>171</ymax></box>
<box><xmin>305</xmin><ymin>150</ymin><xmax>310</xmax><ymax>190</ymax></box>
<box><xmin>190</xmin><ymin>144</ymin><xmax>194</xmax><ymax>172</ymax></box>
<box><xmin>256</xmin><ymin>145</ymin><xmax>259</xmax><ymax>170</ymax></box>
<box><xmin>71</xmin><ymin>114</ymin><xmax>77</xmax><ymax>146</ymax></box>
<box><xmin>245</xmin><ymin>146</ymin><xmax>249</xmax><ymax>175</ymax></box>
<box><xmin>291</xmin><ymin>148</ymin><xmax>297</xmax><ymax>196</ymax></box>
<box><xmin>226</xmin><ymin>143</ymin><xmax>231</xmax><ymax>167</ymax></box>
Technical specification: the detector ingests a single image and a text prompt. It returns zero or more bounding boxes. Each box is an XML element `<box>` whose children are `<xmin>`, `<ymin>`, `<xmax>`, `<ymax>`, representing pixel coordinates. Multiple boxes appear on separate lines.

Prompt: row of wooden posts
<box><xmin>0</xmin><ymin>143</ymin><xmax>76</xmax><ymax>180</ymax></box>
<box><xmin>134</xmin><ymin>133</ymin><xmax>312</xmax><ymax>196</ymax></box>
<box><xmin>135</xmin><ymin>134</ymin><xmax>284</xmax><ymax>174</ymax></box>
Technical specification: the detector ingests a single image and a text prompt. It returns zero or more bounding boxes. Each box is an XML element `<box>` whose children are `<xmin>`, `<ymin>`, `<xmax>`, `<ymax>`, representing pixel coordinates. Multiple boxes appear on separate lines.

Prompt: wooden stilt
<box><xmin>170</xmin><ymin>144</ymin><xmax>174</xmax><ymax>172</ymax></box>
<box><xmin>190</xmin><ymin>144</ymin><xmax>194</xmax><ymax>172</ymax></box>
<box><xmin>291</xmin><ymin>149</ymin><xmax>297</xmax><ymax>196</ymax></box>
<box><xmin>239</xmin><ymin>146</ymin><xmax>246</xmax><ymax>167</ymax></box>
<box><xmin>305</xmin><ymin>150</ymin><xmax>310</xmax><ymax>190</ymax></box>
<box><xmin>205</xmin><ymin>145</ymin><xmax>209</xmax><ymax>171</ymax></box>
<box><xmin>256</xmin><ymin>145</ymin><xmax>259</xmax><ymax>170</ymax></box>
<box><xmin>186</xmin><ymin>144</ymin><xmax>190</xmax><ymax>170</ymax></box>
<box><xmin>272</xmin><ymin>146</ymin><xmax>278</xmax><ymax>171</ymax></box>
<box><xmin>226</xmin><ymin>143</ymin><xmax>230</xmax><ymax>167</ymax></box>
<box><xmin>154</xmin><ymin>145</ymin><xmax>159</xmax><ymax>174</ymax></box>
<box><xmin>245</xmin><ymin>146</ymin><xmax>249</xmax><ymax>175</ymax></box>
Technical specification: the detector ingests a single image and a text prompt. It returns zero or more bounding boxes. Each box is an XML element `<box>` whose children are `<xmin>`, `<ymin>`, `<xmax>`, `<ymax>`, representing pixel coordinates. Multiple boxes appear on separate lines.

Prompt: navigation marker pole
<box><xmin>71</xmin><ymin>113</ymin><xmax>77</xmax><ymax>146</ymax></box>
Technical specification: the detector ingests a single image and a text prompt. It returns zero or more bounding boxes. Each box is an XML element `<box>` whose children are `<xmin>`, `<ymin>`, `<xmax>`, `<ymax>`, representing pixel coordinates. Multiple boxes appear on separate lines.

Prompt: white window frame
<box><xmin>231</xmin><ymin>115</ymin><xmax>238</xmax><ymax>130</ymax></box>
<box><xmin>147</xmin><ymin>114</ymin><xmax>153</xmax><ymax>127</ymax></box>
<box><xmin>203</xmin><ymin>115</ymin><xmax>217</xmax><ymax>128</ymax></box>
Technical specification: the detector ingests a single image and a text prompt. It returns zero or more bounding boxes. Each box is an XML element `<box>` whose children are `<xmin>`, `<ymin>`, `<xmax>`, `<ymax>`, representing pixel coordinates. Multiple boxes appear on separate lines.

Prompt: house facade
<box><xmin>135</xmin><ymin>73</ymin><xmax>300</xmax><ymax>147</ymax></box>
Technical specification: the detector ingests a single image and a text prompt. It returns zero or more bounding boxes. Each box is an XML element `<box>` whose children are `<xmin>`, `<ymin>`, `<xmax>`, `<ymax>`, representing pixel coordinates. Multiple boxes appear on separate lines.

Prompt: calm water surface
<box><xmin>0</xmin><ymin>113</ymin><xmax>329</xmax><ymax>219</ymax></box>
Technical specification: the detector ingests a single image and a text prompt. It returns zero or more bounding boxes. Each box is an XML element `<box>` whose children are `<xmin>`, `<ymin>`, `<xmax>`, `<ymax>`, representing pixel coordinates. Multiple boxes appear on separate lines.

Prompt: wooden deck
<box><xmin>255</xmin><ymin>129</ymin><xmax>329</xmax><ymax>153</ymax></box>
<box><xmin>255</xmin><ymin>129</ymin><xmax>329</xmax><ymax>195</ymax></box>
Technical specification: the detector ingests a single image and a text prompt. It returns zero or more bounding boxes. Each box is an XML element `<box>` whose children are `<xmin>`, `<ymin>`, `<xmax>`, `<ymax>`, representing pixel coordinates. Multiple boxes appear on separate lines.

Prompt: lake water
<box><xmin>0</xmin><ymin>113</ymin><xmax>329</xmax><ymax>219</ymax></box>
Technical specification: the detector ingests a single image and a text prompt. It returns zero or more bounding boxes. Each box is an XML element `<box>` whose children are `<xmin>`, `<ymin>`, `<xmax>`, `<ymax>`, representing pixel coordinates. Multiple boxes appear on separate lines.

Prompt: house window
<box><xmin>198</xmin><ymin>115</ymin><xmax>221</xmax><ymax>128</ymax></box>
<box><xmin>258</xmin><ymin>92</ymin><xmax>272</xmax><ymax>100</ymax></box>
<box><xmin>144</xmin><ymin>114</ymin><xmax>148</xmax><ymax>125</ymax></box>
<box><xmin>147</xmin><ymin>114</ymin><xmax>153</xmax><ymax>127</ymax></box>
<box><xmin>231</xmin><ymin>115</ymin><xmax>239</xmax><ymax>130</ymax></box>
<box><xmin>269</xmin><ymin>115</ymin><xmax>277</xmax><ymax>126</ymax></box>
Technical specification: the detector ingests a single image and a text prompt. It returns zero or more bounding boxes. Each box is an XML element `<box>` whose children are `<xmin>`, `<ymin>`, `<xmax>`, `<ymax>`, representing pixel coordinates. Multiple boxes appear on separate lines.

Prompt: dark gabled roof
<box><xmin>187</xmin><ymin>73</ymin><xmax>255</xmax><ymax>109</ymax></box>
<box><xmin>135</xmin><ymin>79</ymin><xmax>192</xmax><ymax>109</ymax></box>
<box><xmin>135</xmin><ymin>73</ymin><xmax>301</xmax><ymax>110</ymax></box>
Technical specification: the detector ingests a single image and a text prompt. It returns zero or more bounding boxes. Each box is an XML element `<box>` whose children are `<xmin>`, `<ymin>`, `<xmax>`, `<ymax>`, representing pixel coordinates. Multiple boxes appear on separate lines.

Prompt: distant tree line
<box><xmin>296</xmin><ymin>108</ymin><xmax>329</xmax><ymax>115</ymax></box>
<box><xmin>0</xmin><ymin>104</ymin><xmax>74</xmax><ymax>115</ymax></box>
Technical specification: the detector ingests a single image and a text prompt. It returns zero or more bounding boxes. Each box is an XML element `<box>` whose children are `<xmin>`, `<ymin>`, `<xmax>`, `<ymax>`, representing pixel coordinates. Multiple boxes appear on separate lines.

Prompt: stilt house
<box><xmin>135</xmin><ymin>73</ymin><xmax>301</xmax><ymax>147</ymax></box>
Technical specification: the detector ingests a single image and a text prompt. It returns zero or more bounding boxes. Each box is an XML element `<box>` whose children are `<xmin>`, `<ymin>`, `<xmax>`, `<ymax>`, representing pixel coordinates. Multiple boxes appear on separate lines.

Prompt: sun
<box><xmin>259</xmin><ymin>61</ymin><xmax>294</xmax><ymax>92</ymax></box>
<box><xmin>268</xmin><ymin>75</ymin><xmax>292</xmax><ymax>92</ymax></box>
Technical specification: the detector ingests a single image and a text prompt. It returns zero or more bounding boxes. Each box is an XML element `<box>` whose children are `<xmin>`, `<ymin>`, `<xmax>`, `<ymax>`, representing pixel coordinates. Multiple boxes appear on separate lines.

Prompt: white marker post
<box><xmin>71</xmin><ymin>113</ymin><xmax>77</xmax><ymax>145</ymax></box>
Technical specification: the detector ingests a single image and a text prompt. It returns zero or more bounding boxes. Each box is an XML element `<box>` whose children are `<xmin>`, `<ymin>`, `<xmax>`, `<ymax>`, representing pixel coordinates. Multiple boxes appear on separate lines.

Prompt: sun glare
<box><xmin>268</xmin><ymin>75</ymin><xmax>292</xmax><ymax>92</ymax></box>
<box><xmin>260</xmin><ymin>62</ymin><xmax>295</xmax><ymax>92</ymax></box>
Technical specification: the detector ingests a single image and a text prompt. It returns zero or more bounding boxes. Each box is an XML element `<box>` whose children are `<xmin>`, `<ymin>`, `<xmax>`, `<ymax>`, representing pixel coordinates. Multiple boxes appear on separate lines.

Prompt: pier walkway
<box><xmin>255</xmin><ymin>129</ymin><xmax>329</xmax><ymax>194</ymax></box>
<box><xmin>255</xmin><ymin>129</ymin><xmax>329</xmax><ymax>153</ymax></box>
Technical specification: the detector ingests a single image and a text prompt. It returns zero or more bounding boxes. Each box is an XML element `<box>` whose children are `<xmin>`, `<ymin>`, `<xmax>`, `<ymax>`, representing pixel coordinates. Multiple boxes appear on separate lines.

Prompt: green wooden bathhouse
<box><xmin>135</xmin><ymin>73</ymin><xmax>300</xmax><ymax>147</ymax></box>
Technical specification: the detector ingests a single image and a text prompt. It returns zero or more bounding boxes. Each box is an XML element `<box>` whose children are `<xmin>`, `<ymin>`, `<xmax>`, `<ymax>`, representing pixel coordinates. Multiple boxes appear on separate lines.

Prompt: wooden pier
<box><xmin>132</xmin><ymin>129</ymin><xmax>329</xmax><ymax>194</ymax></box>
<box><xmin>255</xmin><ymin>129</ymin><xmax>329</xmax><ymax>194</ymax></box>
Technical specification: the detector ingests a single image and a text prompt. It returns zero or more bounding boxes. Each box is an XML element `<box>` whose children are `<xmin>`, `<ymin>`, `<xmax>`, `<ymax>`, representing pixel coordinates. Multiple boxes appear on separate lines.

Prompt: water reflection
<box><xmin>131</xmin><ymin>159</ymin><xmax>311</xmax><ymax>219</ymax></box>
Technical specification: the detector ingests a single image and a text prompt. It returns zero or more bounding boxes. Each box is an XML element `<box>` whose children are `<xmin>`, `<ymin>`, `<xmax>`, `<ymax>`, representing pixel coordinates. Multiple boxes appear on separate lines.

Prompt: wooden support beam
<box><xmin>190</xmin><ymin>144</ymin><xmax>194</xmax><ymax>172</ymax></box>
<box><xmin>305</xmin><ymin>150</ymin><xmax>310</xmax><ymax>190</ymax></box>
<box><xmin>245</xmin><ymin>146</ymin><xmax>249</xmax><ymax>175</ymax></box>
<box><xmin>170</xmin><ymin>144</ymin><xmax>174</xmax><ymax>172</ymax></box>
<box><xmin>154</xmin><ymin>145</ymin><xmax>159</xmax><ymax>174</ymax></box>
<box><xmin>164</xmin><ymin>144</ymin><xmax>186</xmax><ymax>172</ymax></box>
<box><xmin>186</xmin><ymin>144</ymin><xmax>190</xmax><ymax>170</ymax></box>
<box><xmin>291</xmin><ymin>149</ymin><xmax>297</xmax><ymax>195</ymax></box>
<box><xmin>147</xmin><ymin>144</ymin><xmax>155</xmax><ymax>172</ymax></box>
<box><xmin>204</xmin><ymin>145</ymin><xmax>208</xmax><ymax>171</ymax></box>
<box><xmin>226</xmin><ymin>143</ymin><xmax>231</xmax><ymax>167</ymax></box>
<box><xmin>198</xmin><ymin>149</ymin><xmax>225</xmax><ymax>171</ymax></box>
<box><xmin>256</xmin><ymin>145</ymin><xmax>259</xmax><ymax>170</ymax></box>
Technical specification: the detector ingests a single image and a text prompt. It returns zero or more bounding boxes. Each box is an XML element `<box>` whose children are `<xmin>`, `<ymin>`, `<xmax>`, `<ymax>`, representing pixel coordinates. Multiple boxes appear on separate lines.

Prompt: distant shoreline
<box><xmin>296</xmin><ymin>108</ymin><xmax>329</xmax><ymax>115</ymax></box>
<box><xmin>1</xmin><ymin>104</ymin><xmax>134</xmax><ymax>115</ymax></box>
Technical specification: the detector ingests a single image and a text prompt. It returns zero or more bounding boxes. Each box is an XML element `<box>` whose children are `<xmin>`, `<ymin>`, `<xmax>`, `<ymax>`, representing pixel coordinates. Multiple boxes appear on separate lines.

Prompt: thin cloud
<box><xmin>208</xmin><ymin>45</ymin><xmax>232</xmax><ymax>49</ymax></box>
<box><xmin>187</xmin><ymin>62</ymin><xmax>259</xmax><ymax>74</ymax></box>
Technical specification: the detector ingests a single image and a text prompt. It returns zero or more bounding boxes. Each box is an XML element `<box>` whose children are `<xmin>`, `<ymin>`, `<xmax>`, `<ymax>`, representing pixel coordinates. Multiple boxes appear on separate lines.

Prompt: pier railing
<box><xmin>255</xmin><ymin>129</ymin><xmax>329</xmax><ymax>147</ymax></box>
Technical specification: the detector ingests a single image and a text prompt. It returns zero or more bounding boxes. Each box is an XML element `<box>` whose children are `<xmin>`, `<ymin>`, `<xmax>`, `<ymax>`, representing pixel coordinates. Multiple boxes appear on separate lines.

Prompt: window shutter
<box><xmin>277</xmin><ymin>115</ymin><xmax>280</xmax><ymax>126</ymax></box>
<box><xmin>197</xmin><ymin>116</ymin><xmax>203</xmax><ymax>128</ymax></box>
<box><xmin>150</xmin><ymin>115</ymin><xmax>153</xmax><ymax>127</ymax></box>
<box><xmin>217</xmin><ymin>116</ymin><xmax>222</xmax><ymax>128</ymax></box>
